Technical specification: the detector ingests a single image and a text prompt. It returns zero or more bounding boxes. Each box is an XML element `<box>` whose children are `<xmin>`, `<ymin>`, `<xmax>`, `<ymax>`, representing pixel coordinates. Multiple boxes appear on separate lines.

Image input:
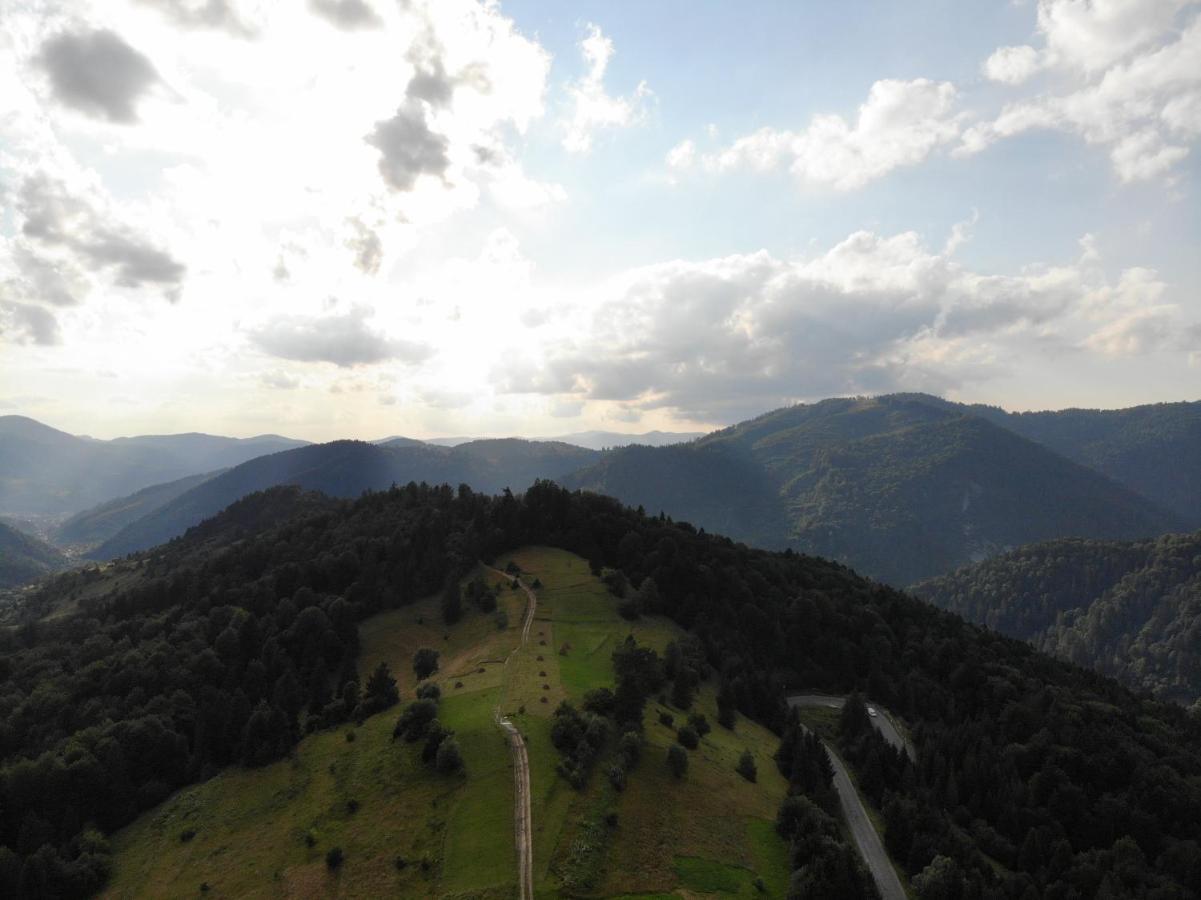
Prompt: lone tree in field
<box><xmin>667</xmin><ymin>743</ymin><xmax>688</xmax><ymax>779</ymax></box>
<box><xmin>436</xmin><ymin>737</ymin><xmax>465</xmax><ymax>774</ymax></box>
<box><xmin>737</xmin><ymin>749</ymin><xmax>758</xmax><ymax>782</ymax></box>
<box><xmin>413</xmin><ymin>648</ymin><xmax>439</xmax><ymax>680</ymax></box>
<box><xmin>360</xmin><ymin>662</ymin><xmax>399</xmax><ymax>715</ymax></box>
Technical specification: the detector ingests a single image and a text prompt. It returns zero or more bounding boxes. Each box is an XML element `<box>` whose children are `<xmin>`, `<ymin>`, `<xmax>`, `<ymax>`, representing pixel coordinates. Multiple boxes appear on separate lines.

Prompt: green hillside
<box><xmin>105</xmin><ymin>547</ymin><xmax>791</xmax><ymax>898</ymax></box>
<box><xmin>914</xmin><ymin>530</ymin><xmax>1201</xmax><ymax>707</ymax></box>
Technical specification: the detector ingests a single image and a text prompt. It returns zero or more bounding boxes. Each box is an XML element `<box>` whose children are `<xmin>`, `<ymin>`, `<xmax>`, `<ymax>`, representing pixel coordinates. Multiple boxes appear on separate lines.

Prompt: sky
<box><xmin>1</xmin><ymin>0</ymin><xmax>1199</xmax><ymax>442</ymax></box>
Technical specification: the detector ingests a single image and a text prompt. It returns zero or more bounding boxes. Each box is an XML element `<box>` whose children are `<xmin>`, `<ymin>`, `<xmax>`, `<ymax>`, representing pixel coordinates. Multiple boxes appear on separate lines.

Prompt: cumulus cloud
<box><xmin>15</xmin><ymin>174</ymin><xmax>185</xmax><ymax>300</ymax></box>
<box><xmin>691</xmin><ymin>79</ymin><xmax>962</xmax><ymax>190</ymax></box>
<box><xmin>494</xmin><ymin>229</ymin><xmax>1194</xmax><ymax>421</ymax></box>
<box><xmin>562</xmin><ymin>23</ymin><xmax>650</xmax><ymax>153</ymax></box>
<box><xmin>365</xmin><ymin>100</ymin><xmax>451</xmax><ymax>192</ymax></box>
<box><xmin>137</xmin><ymin>0</ymin><xmax>258</xmax><ymax>37</ymax></box>
<box><xmin>0</xmin><ymin>302</ymin><xmax>62</xmax><ymax>346</ymax></box>
<box><xmin>967</xmin><ymin>1</ymin><xmax>1201</xmax><ymax>181</ymax></box>
<box><xmin>309</xmin><ymin>0</ymin><xmax>382</xmax><ymax>31</ymax></box>
<box><xmin>250</xmin><ymin>306</ymin><xmax>432</xmax><ymax>367</ymax></box>
<box><xmin>36</xmin><ymin>28</ymin><xmax>158</xmax><ymax>123</ymax></box>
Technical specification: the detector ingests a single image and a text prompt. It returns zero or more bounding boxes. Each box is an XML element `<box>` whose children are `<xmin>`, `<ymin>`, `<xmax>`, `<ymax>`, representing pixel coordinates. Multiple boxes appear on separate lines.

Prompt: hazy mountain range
<box><xmin>2</xmin><ymin>395</ymin><xmax>1198</xmax><ymax>590</ymax></box>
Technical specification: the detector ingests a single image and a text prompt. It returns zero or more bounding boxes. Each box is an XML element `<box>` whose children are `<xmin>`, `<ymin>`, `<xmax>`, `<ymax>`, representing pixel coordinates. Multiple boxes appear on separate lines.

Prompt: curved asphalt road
<box><xmin>786</xmin><ymin>694</ymin><xmax>909</xmax><ymax>900</ymax></box>
<box><xmin>488</xmin><ymin>567</ymin><xmax>536</xmax><ymax>900</ymax></box>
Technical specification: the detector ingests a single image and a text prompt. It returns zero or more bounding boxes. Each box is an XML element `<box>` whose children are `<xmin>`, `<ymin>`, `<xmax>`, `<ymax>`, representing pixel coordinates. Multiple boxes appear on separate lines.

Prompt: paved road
<box><xmin>787</xmin><ymin>694</ymin><xmax>909</xmax><ymax>900</ymax></box>
<box><xmin>487</xmin><ymin>567</ymin><xmax>536</xmax><ymax>900</ymax></box>
<box><xmin>787</xmin><ymin>693</ymin><xmax>914</xmax><ymax>760</ymax></box>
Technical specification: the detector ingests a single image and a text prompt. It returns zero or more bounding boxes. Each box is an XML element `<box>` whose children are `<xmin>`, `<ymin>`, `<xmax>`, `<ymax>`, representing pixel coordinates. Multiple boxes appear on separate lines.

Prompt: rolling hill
<box><xmin>0</xmin><ymin>415</ymin><xmax>306</xmax><ymax>517</ymax></box>
<box><xmin>0</xmin><ymin>521</ymin><xmax>70</xmax><ymax>589</ymax></box>
<box><xmin>4</xmin><ymin>482</ymin><xmax>1201</xmax><ymax>898</ymax></box>
<box><xmin>93</xmin><ymin>438</ymin><xmax>599</xmax><ymax>559</ymax></box>
<box><xmin>914</xmin><ymin>530</ymin><xmax>1201</xmax><ymax>707</ymax></box>
<box><xmin>567</xmin><ymin>395</ymin><xmax>1182</xmax><ymax>584</ymax></box>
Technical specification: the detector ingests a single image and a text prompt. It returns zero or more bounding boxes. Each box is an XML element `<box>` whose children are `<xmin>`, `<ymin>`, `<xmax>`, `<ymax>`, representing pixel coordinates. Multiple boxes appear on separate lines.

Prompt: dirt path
<box><xmin>487</xmin><ymin>566</ymin><xmax>536</xmax><ymax>900</ymax></box>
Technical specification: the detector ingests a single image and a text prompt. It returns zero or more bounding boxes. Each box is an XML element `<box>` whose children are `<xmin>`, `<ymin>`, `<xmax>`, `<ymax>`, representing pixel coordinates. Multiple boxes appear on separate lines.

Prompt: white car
<box><xmin>867</xmin><ymin>706</ymin><xmax>878</xmax><ymax>718</ymax></box>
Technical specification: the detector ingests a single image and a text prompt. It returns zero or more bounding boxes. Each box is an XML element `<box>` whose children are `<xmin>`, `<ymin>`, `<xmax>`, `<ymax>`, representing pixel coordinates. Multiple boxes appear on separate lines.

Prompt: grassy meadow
<box><xmin>104</xmin><ymin>547</ymin><xmax>792</xmax><ymax>898</ymax></box>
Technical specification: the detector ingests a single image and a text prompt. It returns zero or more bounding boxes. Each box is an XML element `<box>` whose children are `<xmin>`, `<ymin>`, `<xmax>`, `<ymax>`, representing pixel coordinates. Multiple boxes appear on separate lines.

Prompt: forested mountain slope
<box><xmin>52</xmin><ymin>472</ymin><xmax>218</xmax><ymax>552</ymax></box>
<box><xmin>569</xmin><ymin>395</ymin><xmax>1180</xmax><ymax>584</ymax></box>
<box><xmin>94</xmin><ymin>439</ymin><xmax>598</xmax><ymax>559</ymax></box>
<box><xmin>977</xmin><ymin>401</ymin><xmax>1201</xmax><ymax>527</ymax></box>
<box><xmin>2</xmin><ymin>482</ymin><xmax>1200</xmax><ymax>897</ymax></box>
<box><xmin>0</xmin><ymin>522</ymin><xmax>69</xmax><ymax>589</ymax></box>
<box><xmin>914</xmin><ymin>531</ymin><xmax>1201</xmax><ymax>707</ymax></box>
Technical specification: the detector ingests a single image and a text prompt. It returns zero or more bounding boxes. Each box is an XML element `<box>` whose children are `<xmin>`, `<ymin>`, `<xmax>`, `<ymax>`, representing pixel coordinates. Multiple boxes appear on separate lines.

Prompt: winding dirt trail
<box><xmin>487</xmin><ymin>566</ymin><xmax>536</xmax><ymax>900</ymax></box>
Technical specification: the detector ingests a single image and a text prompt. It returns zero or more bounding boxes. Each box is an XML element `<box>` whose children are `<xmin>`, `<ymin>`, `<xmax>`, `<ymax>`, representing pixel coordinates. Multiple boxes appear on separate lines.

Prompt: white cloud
<box><xmin>562</xmin><ymin>23</ymin><xmax>650</xmax><ymax>153</ymax></box>
<box><xmin>984</xmin><ymin>45</ymin><xmax>1044</xmax><ymax>85</ymax></box>
<box><xmin>249</xmin><ymin>305</ymin><xmax>432</xmax><ymax>368</ymax></box>
<box><xmin>494</xmin><ymin>228</ymin><xmax>1195</xmax><ymax>421</ymax></box>
<box><xmin>967</xmin><ymin>1</ymin><xmax>1201</xmax><ymax>181</ymax></box>
<box><xmin>695</xmin><ymin>79</ymin><xmax>962</xmax><ymax>190</ymax></box>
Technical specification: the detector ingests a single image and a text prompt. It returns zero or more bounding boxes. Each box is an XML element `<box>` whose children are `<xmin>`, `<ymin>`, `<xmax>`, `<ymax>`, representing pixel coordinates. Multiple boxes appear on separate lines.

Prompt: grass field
<box><xmin>105</xmin><ymin>547</ymin><xmax>793</xmax><ymax>898</ymax></box>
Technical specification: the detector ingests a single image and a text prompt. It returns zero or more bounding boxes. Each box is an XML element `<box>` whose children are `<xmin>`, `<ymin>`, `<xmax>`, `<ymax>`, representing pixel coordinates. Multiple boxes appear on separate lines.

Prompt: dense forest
<box><xmin>915</xmin><ymin>531</ymin><xmax>1201</xmax><ymax>708</ymax></box>
<box><xmin>2</xmin><ymin>482</ymin><xmax>1200</xmax><ymax>897</ymax></box>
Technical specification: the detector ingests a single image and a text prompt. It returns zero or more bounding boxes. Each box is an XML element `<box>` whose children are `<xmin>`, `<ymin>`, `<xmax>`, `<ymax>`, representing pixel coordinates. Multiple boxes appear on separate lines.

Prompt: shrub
<box><xmin>325</xmin><ymin>847</ymin><xmax>344</xmax><ymax>870</ymax></box>
<box><xmin>608</xmin><ymin>763</ymin><xmax>626</xmax><ymax>791</ymax></box>
<box><xmin>737</xmin><ymin>750</ymin><xmax>758</xmax><ymax>783</ymax></box>
<box><xmin>677</xmin><ymin>725</ymin><xmax>699</xmax><ymax>749</ymax></box>
<box><xmin>494</xmin><ymin>608</ymin><xmax>509</xmax><ymax>630</ymax></box>
<box><xmin>179</xmin><ymin>828</ymin><xmax>196</xmax><ymax>843</ymax></box>
<box><xmin>304</xmin><ymin>831</ymin><xmax>317</xmax><ymax>848</ymax></box>
<box><xmin>666</xmin><ymin>743</ymin><xmax>688</xmax><ymax>779</ymax></box>
<box><xmin>415</xmin><ymin>682</ymin><xmax>441</xmax><ymax>701</ymax></box>
<box><xmin>345</xmin><ymin>730</ymin><xmax>355</xmax><ymax>743</ymax></box>
<box><xmin>619</xmin><ymin>731</ymin><xmax>642</xmax><ymax>767</ymax></box>
<box><xmin>718</xmin><ymin>706</ymin><xmax>736</xmax><ymax>730</ymax></box>
<box><xmin>346</xmin><ymin>798</ymin><xmax>359</xmax><ymax>814</ymax></box>
<box><xmin>687</xmin><ymin>712</ymin><xmax>711</xmax><ymax>737</ymax></box>
<box><xmin>659</xmin><ymin>711</ymin><xmax>674</xmax><ymax>727</ymax></box>
<box><xmin>393</xmin><ymin>699</ymin><xmax>438</xmax><ymax>741</ymax></box>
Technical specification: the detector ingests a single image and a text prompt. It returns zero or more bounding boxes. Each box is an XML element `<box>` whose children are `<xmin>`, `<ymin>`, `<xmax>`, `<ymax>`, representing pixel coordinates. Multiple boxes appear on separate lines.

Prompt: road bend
<box><xmin>787</xmin><ymin>694</ymin><xmax>908</xmax><ymax>900</ymax></box>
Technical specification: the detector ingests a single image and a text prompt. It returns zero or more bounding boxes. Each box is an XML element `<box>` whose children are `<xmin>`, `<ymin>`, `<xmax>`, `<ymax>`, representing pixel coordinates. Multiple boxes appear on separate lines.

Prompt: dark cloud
<box><xmin>137</xmin><ymin>0</ymin><xmax>256</xmax><ymax>37</ymax></box>
<box><xmin>309</xmin><ymin>0</ymin><xmax>382</xmax><ymax>30</ymax></box>
<box><xmin>346</xmin><ymin>219</ymin><xmax>383</xmax><ymax>275</ymax></box>
<box><xmin>0</xmin><ymin>302</ymin><xmax>62</xmax><ymax>346</ymax></box>
<box><xmin>16</xmin><ymin>175</ymin><xmax>186</xmax><ymax>301</ymax></box>
<box><xmin>36</xmin><ymin>29</ymin><xmax>158</xmax><ymax>123</ymax></box>
<box><xmin>250</xmin><ymin>306</ymin><xmax>432</xmax><ymax>367</ymax></box>
<box><xmin>7</xmin><ymin>246</ymin><xmax>87</xmax><ymax>308</ymax></box>
<box><xmin>365</xmin><ymin>101</ymin><xmax>450</xmax><ymax>192</ymax></box>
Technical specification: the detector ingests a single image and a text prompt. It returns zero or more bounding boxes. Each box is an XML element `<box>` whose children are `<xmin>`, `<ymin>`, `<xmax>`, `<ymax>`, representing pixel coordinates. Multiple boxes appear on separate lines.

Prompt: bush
<box><xmin>619</xmin><ymin>731</ymin><xmax>641</xmax><ymax>767</ymax></box>
<box><xmin>666</xmin><ymin>743</ymin><xmax>688</xmax><ymax>779</ymax></box>
<box><xmin>436</xmin><ymin>737</ymin><xmax>464</xmax><ymax>774</ymax></box>
<box><xmin>687</xmin><ymin>712</ymin><xmax>711</xmax><ymax>737</ymax></box>
<box><xmin>179</xmin><ymin>828</ymin><xmax>196</xmax><ymax>842</ymax></box>
<box><xmin>415</xmin><ymin>682</ymin><xmax>441</xmax><ymax>702</ymax></box>
<box><xmin>718</xmin><ymin>706</ymin><xmax>736</xmax><ymax>730</ymax></box>
<box><xmin>346</xmin><ymin>798</ymin><xmax>359</xmax><ymax>814</ymax></box>
<box><xmin>736</xmin><ymin>750</ymin><xmax>758</xmax><ymax>783</ymax></box>
<box><xmin>494</xmin><ymin>608</ymin><xmax>509</xmax><ymax>630</ymax></box>
<box><xmin>608</xmin><ymin>763</ymin><xmax>626</xmax><ymax>791</ymax></box>
<box><xmin>325</xmin><ymin>847</ymin><xmax>344</xmax><ymax>870</ymax></box>
<box><xmin>394</xmin><ymin>699</ymin><xmax>439</xmax><ymax>741</ymax></box>
<box><xmin>345</xmin><ymin>730</ymin><xmax>355</xmax><ymax>743</ymax></box>
<box><xmin>659</xmin><ymin>711</ymin><xmax>674</xmax><ymax>727</ymax></box>
<box><xmin>677</xmin><ymin>725</ymin><xmax>699</xmax><ymax>749</ymax></box>
<box><xmin>421</xmin><ymin>721</ymin><xmax>452</xmax><ymax>764</ymax></box>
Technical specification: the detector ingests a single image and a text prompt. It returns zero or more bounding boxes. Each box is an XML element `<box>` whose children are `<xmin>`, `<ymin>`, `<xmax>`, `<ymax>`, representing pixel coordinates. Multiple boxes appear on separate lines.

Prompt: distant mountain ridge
<box><xmin>566</xmin><ymin>394</ymin><xmax>1185</xmax><ymax>584</ymax></box>
<box><xmin>0</xmin><ymin>415</ymin><xmax>307</xmax><ymax>517</ymax></box>
<box><xmin>95</xmin><ymin>438</ymin><xmax>599</xmax><ymax>558</ymax></box>
<box><xmin>914</xmin><ymin>530</ymin><xmax>1201</xmax><ymax>707</ymax></box>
